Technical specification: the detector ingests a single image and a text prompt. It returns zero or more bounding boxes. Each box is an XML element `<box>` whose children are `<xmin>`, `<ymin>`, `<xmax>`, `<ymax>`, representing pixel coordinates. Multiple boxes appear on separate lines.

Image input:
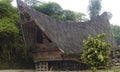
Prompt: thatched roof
<box><xmin>17</xmin><ymin>0</ymin><xmax>116</xmax><ymax>54</ymax></box>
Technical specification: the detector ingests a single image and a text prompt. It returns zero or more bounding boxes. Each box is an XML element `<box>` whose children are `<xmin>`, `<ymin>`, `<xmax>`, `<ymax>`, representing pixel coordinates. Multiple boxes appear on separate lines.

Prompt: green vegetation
<box><xmin>0</xmin><ymin>0</ymin><xmax>34</xmax><ymax>69</ymax></box>
<box><xmin>88</xmin><ymin>0</ymin><xmax>102</xmax><ymax>19</ymax></box>
<box><xmin>116</xmin><ymin>46</ymin><xmax>120</xmax><ymax>53</ymax></box>
<box><xmin>24</xmin><ymin>0</ymin><xmax>41</xmax><ymax>6</ymax></box>
<box><xmin>81</xmin><ymin>34</ymin><xmax>111</xmax><ymax>72</ymax></box>
<box><xmin>80</xmin><ymin>67</ymin><xmax>120</xmax><ymax>72</ymax></box>
<box><xmin>25</xmin><ymin>0</ymin><xmax>86</xmax><ymax>21</ymax></box>
<box><xmin>0</xmin><ymin>0</ymin><xmax>86</xmax><ymax>69</ymax></box>
<box><xmin>0</xmin><ymin>0</ymin><xmax>119</xmax><ymax>70</ymax></box>
<box><xmin>111</xmin><ymin>25</ymin><xmax>120</xmax><ymax>45</ymax></box>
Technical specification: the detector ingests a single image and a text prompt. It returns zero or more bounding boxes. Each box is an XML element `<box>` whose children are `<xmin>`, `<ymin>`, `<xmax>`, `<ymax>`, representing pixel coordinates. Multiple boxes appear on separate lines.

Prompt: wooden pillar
<box><xmin>35</xmin><ymin>63</ymin><xmax>39</xmax><ymax>71</ymax></box>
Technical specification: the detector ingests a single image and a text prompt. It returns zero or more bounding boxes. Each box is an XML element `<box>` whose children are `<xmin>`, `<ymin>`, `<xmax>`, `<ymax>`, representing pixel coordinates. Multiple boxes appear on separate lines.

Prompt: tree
<box><xmin>24</xmin><ymin>0</ymin><xmax>42</xmax><ymax>7</ymax></box>
<box><xmin>101</xmin><ymin>12</ymin><xmax>112</xmax><ymax>20</ymax></box>
<box><xmin>0</xmin><ymin>0</ymin><xmax>16</xmax><ymax>18</ymax></box>
<box><xmin>27</xmin><ymin>0</ymin><xmax>86</xmax><ymax>21</ymax></box>
<box><xmin>116</xmin><ymin>46</ymin><xmax>120</xmax><ymax>53</ymax></box>
<box><xmin>33</xmin><ymin>3</ymin><xmax>86</xmax><ymax>21</ymax></box>
<box><xmin>111</xmin><ymin>25</ymin><xmax>120</xmax><ymax>45</ymax></box>
<box><xmin>88</xmin><ymin>0</ymin><xmax>102</xmax><ymax>19</ymax></box>
<box><xmin>74</xmin><ymin>12</ymin><xmax>86</xmax><ymax>22</ymax></box>
<box><xmin>81</xmin><ymin>34</ymin><xmax>111</xmax><ymax>71</ymax></box>
<box><xmin>0</xmin><ymin>0</ymin><xmax>34</xmax><ymax>69</ymax></box>
<box><xmin>62</xmin><ymin>10</ymin><xmax>76</xmax><ymax>21</ymax></box>
<box><xmin>0</xmin><ymin>1</ymin><xmax>19</xmax><ymax>61</ymax></box>
<box><xmin>106</xmin><ymin>12</ymin><xmax>112</xmax><ymax>20</ymax></box>
<box><xmin>0</xmin><ymin>18</ymin><xmax>18</xmax><ymax>60</ymax></box>
<box><xmin>62</xmin><ymin>10</ymin><xmax>86</xmax><ymax>22</ymax></box>
<box><xmin>0</xmin><ymin>0</ymin><xmax>13</xmax><ymax>3</ymax></box>
<box><xmin>34</xmin><ymin>2</ymin><xmax>63</xmax><ymax>16</ymax></box>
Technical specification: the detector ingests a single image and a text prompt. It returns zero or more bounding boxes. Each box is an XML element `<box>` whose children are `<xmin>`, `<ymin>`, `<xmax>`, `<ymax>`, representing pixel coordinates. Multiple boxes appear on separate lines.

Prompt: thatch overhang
<box><xmin>16</xmin><ymin>0</ymin><xmax>116</xmax><ymax>54</ymax></box>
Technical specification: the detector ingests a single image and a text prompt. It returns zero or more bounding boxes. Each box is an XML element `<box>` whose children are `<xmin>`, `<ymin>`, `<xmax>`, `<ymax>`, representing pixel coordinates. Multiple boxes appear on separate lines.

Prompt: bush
<box><xmin>116</xmin><ymin>46</ymin><xmax>120</xmax><ymax>53</ymax></box>
<box><xmin>81</xmin><ymin>33</ymin><xmax>111</xmax><ymax>71</ymax></box>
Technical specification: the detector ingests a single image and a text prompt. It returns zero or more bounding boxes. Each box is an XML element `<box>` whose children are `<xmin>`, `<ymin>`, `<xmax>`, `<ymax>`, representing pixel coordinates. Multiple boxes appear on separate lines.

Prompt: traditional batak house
<box><xmin>16</xmin><ymin>0</ymin><xmax>116</xmax><ymax>71</ymax></box>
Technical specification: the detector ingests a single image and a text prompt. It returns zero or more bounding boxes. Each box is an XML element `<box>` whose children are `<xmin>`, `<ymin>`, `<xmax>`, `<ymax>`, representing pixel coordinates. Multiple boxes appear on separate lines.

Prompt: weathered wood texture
<box><xmin>36</xmin><ymin>62</ymin><xmax>48</xmax><ymax>71</ymax></box>
<box><xmin>16</xmin><ymin>0</ymin><xmax>116</xmax><ymax>54</ymax></box>
<box><xmin>32</xmin><ymin>43</ymin><xmax>62</xmax><ymax>62</ymax></box>
<box><xmin>35</xmin><ymin>61</ymin><xmax>88</xmax><ymax>71</ymax></box>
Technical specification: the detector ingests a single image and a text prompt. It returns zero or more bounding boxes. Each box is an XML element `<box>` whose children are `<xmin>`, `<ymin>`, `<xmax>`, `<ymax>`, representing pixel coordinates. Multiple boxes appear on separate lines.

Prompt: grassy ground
<box><xmin>0</xmin><ymin>68</ymin><xmax>119</xmax><ymax>72</ymax></box>
<box><xmin>82</xmin><ymin>67</ymin><xmax>120</xmax><ymax>72</ymax></box>
<box><xmin>99</xmin><ymin>68</ymin><xmax>120</xmax><ymax>72</ymax></box>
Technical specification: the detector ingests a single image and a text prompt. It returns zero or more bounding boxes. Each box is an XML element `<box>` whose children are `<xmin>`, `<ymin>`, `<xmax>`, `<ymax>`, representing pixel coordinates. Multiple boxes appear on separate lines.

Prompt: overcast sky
<box><xmin>12</xmin><ymin>0</ymin><xmax>120</xmax><ymax>26</ymax></box>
